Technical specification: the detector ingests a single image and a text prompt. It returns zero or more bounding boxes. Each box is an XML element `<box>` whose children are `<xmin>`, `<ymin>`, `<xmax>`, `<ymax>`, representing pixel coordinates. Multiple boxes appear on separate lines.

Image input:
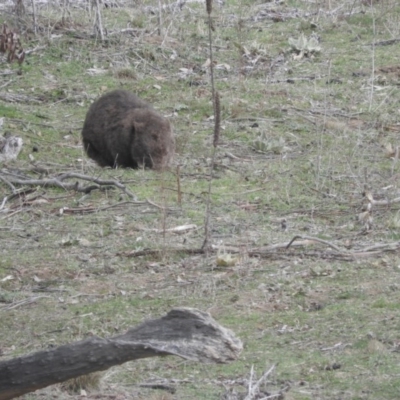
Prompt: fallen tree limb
<box><xmin>0</xmin><ymin>308</ymin><xmax>242</xmax><ymax>400</ymax></box>
<box><xmin>118</xmin><ymin>239</ymin><xmax>400</xmax><ymax>261</ymax></box>
<box><xmin>0</xmin><ymin>170</ymin><xmax>137</xmax><ymax>199</ymax></box>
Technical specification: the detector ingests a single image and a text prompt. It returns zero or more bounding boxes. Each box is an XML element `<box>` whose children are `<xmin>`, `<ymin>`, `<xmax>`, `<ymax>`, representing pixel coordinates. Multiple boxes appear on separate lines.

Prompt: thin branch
<box><xmin>286</xmin><ymin>235</ymin><xmax>343</xmax><ymax>252</ymax></box>
<box><xmin>0</xmin><ymin>170</ymin><xmax>137</xmax><ymax>199</ymax></box>
<box><xmin>202</xmin><ymin>0</ymin><xmax>220</xmax><ymax>253</ymax></box>
<box><xmin>118</xmin><ymin>240</ymin><xmax>400</xmax><ymax>261</ymax></box>
<box><xmin>0</xmin><ymin>175</ymin><xmax>16</xmax><ymax>192</ymax></box>
<box><xmin>244</xmin><ymin>364</ymin><xmax>276</xmax><ymax>400</ymax></box>
<box><xmin>31</xmin><ymin>0</ymin><xmax>37</xmax><ymax>35</ymax></box>
<box><xmin>1</xmin><ymin>296</ymin><xmax>51</xmax><ymax>311</ymax></box>
<box><xmin>92</xmin><ymin>0</ymin><xmax>105</xmax><ymax>40</ymax></box>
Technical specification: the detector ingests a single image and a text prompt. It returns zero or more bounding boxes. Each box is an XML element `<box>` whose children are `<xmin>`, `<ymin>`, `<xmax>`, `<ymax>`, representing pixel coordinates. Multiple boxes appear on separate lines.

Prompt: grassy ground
<box><xmin>1</xmin><ymin>0</ymin><xmax>400</xmax><ymax>398</ymax></box>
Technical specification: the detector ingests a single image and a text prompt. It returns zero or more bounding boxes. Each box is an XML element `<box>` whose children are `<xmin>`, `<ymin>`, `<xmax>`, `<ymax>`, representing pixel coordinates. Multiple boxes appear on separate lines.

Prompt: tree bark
<box><xmin>0</xmin><ymin>308</ymin><xmax>242</xmax><ymax>400</ymax></box>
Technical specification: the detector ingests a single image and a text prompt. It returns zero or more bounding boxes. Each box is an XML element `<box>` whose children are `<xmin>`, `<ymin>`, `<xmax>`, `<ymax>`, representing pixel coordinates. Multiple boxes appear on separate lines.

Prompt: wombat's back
<box><xmin>81</xmin><ymin>90</ymin><xmax>174</xmax><ymax>169</ymax></box>
<box><xmin>86</xmin><ymin>90</ymin><xmax>150</xmax><ymax>117</ymax></box>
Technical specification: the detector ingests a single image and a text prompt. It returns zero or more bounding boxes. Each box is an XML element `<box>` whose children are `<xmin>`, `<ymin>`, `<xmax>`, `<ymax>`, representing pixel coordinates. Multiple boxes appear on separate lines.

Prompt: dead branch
<box><xmin>286</xmin><ymin>235</ymin><xmax>343</xmax><ymax>252</ymax></box>
<box><xmin>118</xmin><ymin>239</ymin><xmax>400</xmax><ymax>261</ymax></box>
<box><xmin>13</xmin><ymin>0</ymin><xmax>25</xmax><ymax>16</ymax></box>
<box><xmin>92</xmin><ymin>0</ymin><xmax>105</xmax><ymax>40</ymax></box>
<box><xmin>0</xmin><ymin>308</ymin><xmax>242</xmax><ymax>400</ymax></box>
<box><xmin>31</xmin><ymin>0</ymin><xmax>37</xmax><ymax>34</ymax></box>
<box><xmin>139</xmin><ymin>382</ymin><xmax>176</xmax><ymax>393</ymax></box>
<box><xmin>59</xmin><ymin>199</ymin><xmax>178</xmax><ymax>215</ymax></box>
<box><xmin>373</xmin><ymin>38</ymin><xmax>400</xmax><ymax>47</ymax></box>
<box><xmin>0</xmin><ymin>91</ymin><xmax>41</xmax><ymax>103</ymax></box>
<box><xmin>224</xmin><ymin>151</ymin><xmax>252</xmax><ymax>162</ymax></box>
<box><xmin>244</xmin><ymin>364</ymin><xmax>276</xmax><ymax>400</ymax></box>
<box><xmin>370</xmin><ymin>196</ymin><xmax>400</xmax><ymax>207</ymax></box>
<box><xmin>0</xmin><ymin>170</ymin><xmax>137</xmax><ymax>199</ymax></box>
<box><xmin>119</xmin><ymin>247</ymin><xmax>204</xmax><ymax>258</ymax></box>
<box><xmin>108</xmin><ymin>28</ymin><xmax>142</xmax><ymax>36</ymax></box>
<box><xmin>0</xmin><ymin>175</ymin><xmax>16</xmax><ymax>192</ymax></box>
<box><xmin>1</xmin><ymin>295</ymin><xmax>51</xmax><ymax>311</ymax></box>
<box><xmin>24</xmin><ymin>45</ymin><xmax>46</xmax><ymax>55</ymax></box>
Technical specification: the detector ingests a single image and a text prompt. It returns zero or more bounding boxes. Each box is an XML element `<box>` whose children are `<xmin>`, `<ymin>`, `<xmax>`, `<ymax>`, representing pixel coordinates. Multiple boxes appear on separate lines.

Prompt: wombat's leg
<box><xmin>130</xmin><ymin>122</ymin><xmax>155</xmax><ymax>169</ymax></box>
<box><xmin>82</xmin><ymin>139</ymin><xmax>110</xmax><ymax>167</ymax></box>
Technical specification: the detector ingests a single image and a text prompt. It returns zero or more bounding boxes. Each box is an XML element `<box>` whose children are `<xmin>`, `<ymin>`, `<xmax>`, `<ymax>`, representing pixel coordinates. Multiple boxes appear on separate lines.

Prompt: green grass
<box><xmin>1</xmin><ymin>0</ymin><xmax>400</xmax><ymax>399</ymax></box>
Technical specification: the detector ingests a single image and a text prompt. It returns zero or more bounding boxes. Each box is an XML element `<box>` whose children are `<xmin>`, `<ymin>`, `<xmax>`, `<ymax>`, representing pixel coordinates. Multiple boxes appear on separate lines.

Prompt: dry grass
<box><xmin>1</xmin><ymin>0</ymin><xmax>400</xmax><ymax>399</ymax></box>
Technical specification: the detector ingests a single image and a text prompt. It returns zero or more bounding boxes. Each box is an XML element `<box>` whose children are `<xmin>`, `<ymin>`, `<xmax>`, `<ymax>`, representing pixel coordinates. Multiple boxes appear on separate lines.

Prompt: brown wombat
<box><xmin>81</xmin><ymin>90</ymin><xmax>174</xmax><ymax>169</ymax></box>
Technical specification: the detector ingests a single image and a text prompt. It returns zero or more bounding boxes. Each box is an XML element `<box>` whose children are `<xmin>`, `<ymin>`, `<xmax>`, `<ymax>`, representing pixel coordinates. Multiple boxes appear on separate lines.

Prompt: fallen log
<box><xmin>0</xmin><ymin>308</ymin><xmax>242</xmax><ymax>400</ymax></box>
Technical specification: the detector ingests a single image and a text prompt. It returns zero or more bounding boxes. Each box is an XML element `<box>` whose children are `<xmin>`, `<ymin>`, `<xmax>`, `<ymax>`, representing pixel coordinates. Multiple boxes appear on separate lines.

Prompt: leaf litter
<box><xmin>1</xmin><ymin>0</ymin><xmax>400</xmax><ymax>399</ymax></box>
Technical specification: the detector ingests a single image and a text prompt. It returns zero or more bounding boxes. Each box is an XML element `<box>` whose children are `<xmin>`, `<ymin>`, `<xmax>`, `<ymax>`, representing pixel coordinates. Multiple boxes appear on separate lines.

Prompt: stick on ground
<box><xmin>0</xmin><ymin>170</ymin><xmax>137</xmax><ymax>199</ymax></box>
<box><xmin>0</xmin><ymin>307</ymin><xmax>242</xmax><ymax>400</ymax></box>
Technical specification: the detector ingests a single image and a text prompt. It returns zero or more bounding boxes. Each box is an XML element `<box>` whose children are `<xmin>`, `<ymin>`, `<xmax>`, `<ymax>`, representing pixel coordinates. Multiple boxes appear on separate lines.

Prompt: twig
<box><xmin>0</xmin><ymin>80</ymin><xmax>13</xmax><ymax>90</ymax></box>
<box><xmin>176</xmin><ymin>165</ymin><xmax>182</xmax><ymax>206</ymax></box>
<box><xmin>244</xmin><ymin>364</ymin><xmax>276</xmax><ymax>400</ymax></box>
<box><xmin>1</xmin><ymin>207</ymin><xmax>28</xmax><ymax>220</ymax></box>
<box><xmin>138</xmin><ymin>383</ymin><xmax>176</xmax><ymax>393</ymax></box>
<box><xmin>224</xmin><ymin>151</ymin><xmax>252</xmax><ymax>162</ymax></box>
<box><xmin>286</xmin><ymin>235</ymin><xmax>343</xmax><ymax>253</ymax></box>
<box><xmin>247</xmin><ymin>364</ymin><xmax>254</xmax><ymax>399</ymax></box>
<box><xmin>0</xmin><ymin>175</ymin><xmax>16</xmax><ymax>192</ymax></box>
<box><xmin>92</xmin><ymin>0</ymin><xmax>105</xmax><ymax>40</ymax></box>
<box><xmin>118</xmin><ymin>240</ymin><xmax>400</xmax><ymax>261</ymax></box>
<box><xmin>118</xmin><ymin>248</ymin><xmax>204</xmax><ymax>258</ymax></box>
<box><xmin>146</xmin><ymin>198</ymin><xmax>165</xmax><ymax>210</ymax></box>
<box><xmin>369</xmin><ymin>0</ymin><xmax>376</xmax><ymax>111</ymax></box>
<box><xmin>372</xmin><ymin>38</ymin><xmax>400</xmax><ymax>46</ymax></box>
<box><xmin>202</xmin><ymin>0</ymin><xmax>220</xmax><ymax>253</ymax></box>
<box><xmin>369</xmin><ymin>196</ymin><xmax>400</xmax><ymax>206</ymax></box>
<box><xmin>1</xmin><ymin>296</ymin><xmax>51</xmax><ymax>311</ymax></box>
<box><xmin>158</xmin><ymin>0</ymin><xmax>163</xmax><ymax>36</ymax></box>
<box><xmin>24</xmin><ymin>45</ymin><xmax>46</xmax><ymax>55</ymax></box>
<box><xmin>0</xmin><ymin>175</ymin><xmax>21</xmax><ymax>210</ymax></box>
<box><xmin>31</xmin><ymin>0</ymin><xmax>37</xmax><ymax>35</ymax></box>
<box><xmin>108</xmin><ymin>28</ymin><xmax>142</xmax><ymax>36</ymax></box>
<box><xmin>0</xmin><ymin>170</ymin><xmax>137</xmax><ymax>199</ymax></box>
<box><xmin>60</xmin><ymin>200</ymin><xmax>149</xmax><ymax>215</ymax></box>
<box><xmin>0</xmin><ymin>196</ymin><xmax>9</xmax><ymax>211</ymax></box>
<box><xmin>357</xmin><ymin>242</ymin><xmax>400</xmax><ymax>252</ymax></box>
<box><xmin>59</xmin><ymin>173</ymin><xmax>136</xmax><ymax>198</ymax></box>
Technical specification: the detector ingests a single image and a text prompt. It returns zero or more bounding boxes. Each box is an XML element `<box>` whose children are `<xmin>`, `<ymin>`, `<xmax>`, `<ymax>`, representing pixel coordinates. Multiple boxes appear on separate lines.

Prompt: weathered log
<box><xmin>0</xmin><ymin>308</ymin><xmax>242</xmax><ymax>400</ymax></box>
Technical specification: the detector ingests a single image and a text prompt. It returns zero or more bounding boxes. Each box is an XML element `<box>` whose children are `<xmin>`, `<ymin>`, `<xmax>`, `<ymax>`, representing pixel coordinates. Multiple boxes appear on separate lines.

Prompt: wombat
<box><xmin>81</xmin><ymin>90</ymin><xmax>174</xmax><ymax>169</ymax></box>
